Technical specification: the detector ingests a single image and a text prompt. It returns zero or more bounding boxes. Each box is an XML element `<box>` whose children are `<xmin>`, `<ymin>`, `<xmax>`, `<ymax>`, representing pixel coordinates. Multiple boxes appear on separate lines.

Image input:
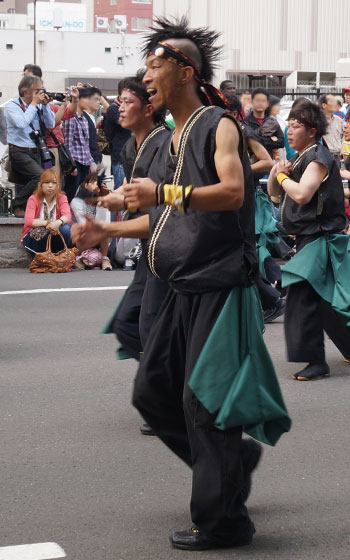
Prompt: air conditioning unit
<box><xmin>114</xmin><ymin>14</ymin><xmax>127</xmax><ymax>30</ymax></box>
<box><xmin>96</xmin><ymin>17</ymin><xmax>109</xmax><ymax>30</ymax></box>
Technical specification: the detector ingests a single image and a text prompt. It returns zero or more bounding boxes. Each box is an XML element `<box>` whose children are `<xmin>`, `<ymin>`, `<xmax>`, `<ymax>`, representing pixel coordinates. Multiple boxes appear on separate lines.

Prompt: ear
<box><xmin>144</xmin><ymin>103</ymin><xmax>154</xmax><ymax>119</ymax></box>
<box><xmin>178</xmin><ymin>65</ymin><xmax>195</xmax><ymax>86</ymax></box>
<box><xmin>309</xmin><ymin>128</ymin><xmax>317</xmax><ymax>139</ymax></box>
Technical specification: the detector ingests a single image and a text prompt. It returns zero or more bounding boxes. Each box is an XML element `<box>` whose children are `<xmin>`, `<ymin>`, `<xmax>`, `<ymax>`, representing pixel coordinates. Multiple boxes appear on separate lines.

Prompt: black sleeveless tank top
<box><xmin>281</xmin><ymin>144</ymin><xmax>346</xmax><ymax>236</ymax></box>
<box><xmin>147</xmin><ymin>106</ymin><xmax>258</xmax><ymax>294</ymax></box>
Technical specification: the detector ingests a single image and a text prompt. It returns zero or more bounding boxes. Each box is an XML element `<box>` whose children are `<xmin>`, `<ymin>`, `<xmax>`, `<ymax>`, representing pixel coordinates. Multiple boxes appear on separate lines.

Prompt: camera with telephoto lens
<box><xmin>29</xmin><ymin>129</ymin><xmax>53</xmax><ymax>169</ymax></box>
<box><xmin>45</xmin><ymin>91</ymin><xmax>66</xmax><ymax>102</ymax></box>
<box><xmin>38</xmin><ymin>88</ymin><xmax>66</xmax><ymax>102</ymax></box>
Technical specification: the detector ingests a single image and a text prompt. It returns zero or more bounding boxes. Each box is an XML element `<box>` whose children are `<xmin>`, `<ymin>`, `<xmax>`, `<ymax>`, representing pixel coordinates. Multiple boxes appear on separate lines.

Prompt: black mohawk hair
<box><xmin>141</xmin><ymin>16</ymin><xmax>222</xmax><ymax>83</ymax></box>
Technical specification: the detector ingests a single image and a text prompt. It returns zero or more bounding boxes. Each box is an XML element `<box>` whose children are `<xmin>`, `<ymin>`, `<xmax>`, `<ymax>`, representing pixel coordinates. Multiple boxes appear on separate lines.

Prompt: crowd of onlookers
<box><xmin>0</xmin><ymin>67</ymin><xmax>349</xmax><ymax>272</ymax></box>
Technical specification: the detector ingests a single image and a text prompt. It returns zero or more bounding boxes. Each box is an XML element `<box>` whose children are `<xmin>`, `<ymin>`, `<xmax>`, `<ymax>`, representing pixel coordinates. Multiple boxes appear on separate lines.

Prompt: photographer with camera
<box><xmin>45</xmin><ymin>86</ymin><xmax>80</xmax><ymax>177</ymax></box>
<box><xmin>5</xmin><ymin>74</ymin><xmax>55</xmax><ymax>216</ymax></box>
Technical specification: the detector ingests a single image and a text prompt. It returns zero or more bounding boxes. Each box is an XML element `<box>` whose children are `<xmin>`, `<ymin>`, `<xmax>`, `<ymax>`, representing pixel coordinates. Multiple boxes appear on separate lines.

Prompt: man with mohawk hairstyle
<box><xmin>124</xmin><ymin>17</ymin><xmax>291</xmax><ymax>551</ymax></box>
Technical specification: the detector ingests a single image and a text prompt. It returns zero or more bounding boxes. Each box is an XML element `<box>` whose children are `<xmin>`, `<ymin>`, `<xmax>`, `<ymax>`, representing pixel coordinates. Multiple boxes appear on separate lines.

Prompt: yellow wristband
<box><xmin>163</xmin><ymin>184</ymin><xmax>193</xmax><ymax>213</ymax></box>
<box><xmin>277</xmin><ymin>172</ymin><xmax>289</xmax><ymax>186</ymax></box>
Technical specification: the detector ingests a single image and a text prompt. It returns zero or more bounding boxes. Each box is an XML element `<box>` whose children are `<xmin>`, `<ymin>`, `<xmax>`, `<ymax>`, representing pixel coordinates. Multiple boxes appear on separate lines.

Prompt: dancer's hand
<box><xmin>276</xmin><ymin>160</ymin><xmax>291</xmax><ymax>175</ymax></box>
<box><xmin>71</xmin><ymin>217</ymin><xmax>106</xmax><ymax>250</ymax></box>
<box><xmin>124</xmin><ymin>178</ymin><xmax>157</xmax><ymax>210</ymax></box>
<box><xmin>97</xmin><ymin>191</ymin><xmax>124</xmax><ymax>211</ymax></box>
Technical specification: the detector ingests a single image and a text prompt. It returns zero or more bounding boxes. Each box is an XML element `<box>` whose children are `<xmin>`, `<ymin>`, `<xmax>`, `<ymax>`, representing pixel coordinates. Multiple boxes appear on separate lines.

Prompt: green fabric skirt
<box><xmin>282</xmin><ymin>233</ymin><xmax>350</xmax><ymax>326</ymax></box>
<box><xmin>255</xmin><ymin>189</ymin><xmax>280</xmax><ymax>276</ymax></box>
<box><xmin>188</xmin><ymin>285</ymin><xmax>292</xmax><ymax>446</ymax></box>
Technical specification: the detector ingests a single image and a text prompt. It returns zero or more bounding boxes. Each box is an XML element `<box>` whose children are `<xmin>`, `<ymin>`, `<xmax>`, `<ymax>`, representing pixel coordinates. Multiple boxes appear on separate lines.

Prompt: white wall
<box><xmin>153</xmin><ymin>0</ymin><xmax>350</xmax><ymax>84</ymax></box>
<box><xmin>0</xmin><ymin>29</ymin><xmax>146</xmax><ymax>100</ymax></box>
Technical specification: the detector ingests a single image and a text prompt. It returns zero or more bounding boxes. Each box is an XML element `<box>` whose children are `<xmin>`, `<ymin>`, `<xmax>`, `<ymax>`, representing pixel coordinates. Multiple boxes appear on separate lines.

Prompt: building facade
<box><xmin>153</xmin><ymin>0</ymin><xmax>350</xmax><ymax>91</ymax></box>
<box><xmin>94</xmin><ymin>0</ymin><xmax>152</xmax><ymax>33</ymax></box>
<box><xmin>0</xmin><ymin>28</ymin><xmax>145</xmax><ymax>101</ymax></box>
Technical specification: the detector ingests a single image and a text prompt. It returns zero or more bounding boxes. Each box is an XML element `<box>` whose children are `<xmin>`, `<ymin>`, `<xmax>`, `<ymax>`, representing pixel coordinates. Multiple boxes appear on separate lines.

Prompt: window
<box><xmin>6</xmin><ymin>43</ymin><xmax>13</xmax><ymax>49</ymax></box>
<box><xmin>132</xmin><ymin>0</ymin><xmax>151</xmax><ymax>3</ymax></box>
<box><xmin>110</xmin><ymin>0</ymin><xmax>116</xmax><ymax>5</ymax></box>
<box><xmin>105</xmin><ymin>47</ymin><xmax>111</xmax><ymax>53</ymax></box>
<box><xmin>117</xmin><ymin>56</ymin><xmax>124</xmax><ymax>65</ymax></box>
<box><xmin>0</xmin><ymin>20</ymin><xmax>8</xmax><ymax>29</ymax></box>
<box><xmin>131</xmin><ymin>16</ymin><xmax>151</xmax><ymax>31</ymax></box>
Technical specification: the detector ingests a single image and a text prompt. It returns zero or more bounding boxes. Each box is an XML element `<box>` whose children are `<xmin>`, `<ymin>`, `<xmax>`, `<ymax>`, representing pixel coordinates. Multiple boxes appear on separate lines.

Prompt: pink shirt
<box><xmin>22</xmin><ymin>193</ymin><xmax>71</xmax><ymax>240</ymax></box>
<box><xmin>46</xmin><ymin>104</ymin><xmax>76</xmax><ymax>147</ymax></box>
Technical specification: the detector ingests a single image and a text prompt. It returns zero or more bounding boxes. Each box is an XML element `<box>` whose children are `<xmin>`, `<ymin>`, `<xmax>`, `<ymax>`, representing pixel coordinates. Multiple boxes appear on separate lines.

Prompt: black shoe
<box><xmin>170</xmin><ymin>525</ymin><xmax>255</xmax><ymax>551</ymax></box>
<box><xmin>292</xmin><ymin>362</ymin><xmax>330</xmax><ymax>381</ymax></box>
<box><xmin>263</xmin><ymin>298</ymin><xmax>285</xmax><ymax>323</ymax></box>
<box><xmin>13</xmin><ymin>206</ymin><xmax>25</xmax><ymax>218</ymax></box>
<box><xmin>139</xmin><ymin>423</ymin><xmax>155</xmax><ymax>436</ymax></box>
<box><xmin>241</xmin><ymin>439</ymin><xmax>263</xmax><ymax>502</ymax></box>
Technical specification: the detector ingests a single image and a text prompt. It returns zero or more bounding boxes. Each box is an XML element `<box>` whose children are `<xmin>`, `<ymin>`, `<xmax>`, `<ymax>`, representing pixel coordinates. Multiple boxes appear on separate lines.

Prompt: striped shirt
<box><xmin>62</xmin><ymin>112</ymin><xmax>93</xmax><ymax>166</ymax></box>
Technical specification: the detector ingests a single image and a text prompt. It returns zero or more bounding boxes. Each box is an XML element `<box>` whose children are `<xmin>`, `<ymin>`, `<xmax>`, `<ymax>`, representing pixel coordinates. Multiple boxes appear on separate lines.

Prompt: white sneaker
<box><xmin>102</xmin><ymin>256</ymin><xmax>112</xmax><ymax>271</ymax></box>
<box><xmin>73</xmin><ymin>258</ymin><xmax>85</xmax><ymax>270</ymax></box>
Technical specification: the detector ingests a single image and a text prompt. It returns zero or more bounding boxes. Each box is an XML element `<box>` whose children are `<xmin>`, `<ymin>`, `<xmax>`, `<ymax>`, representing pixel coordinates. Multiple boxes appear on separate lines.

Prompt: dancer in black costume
<box><xmin>124</xmin><ymin>17</ymin><xmax>291</xmax><ymax>551</ymax></box>
<box><xmin>268</xmin><ymin>99</ymin><xmax>350</xmax><ymax>381</ymax></box>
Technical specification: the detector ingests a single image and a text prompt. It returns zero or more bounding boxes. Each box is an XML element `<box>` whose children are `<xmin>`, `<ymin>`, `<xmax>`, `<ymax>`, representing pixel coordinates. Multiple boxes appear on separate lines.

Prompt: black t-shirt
<box><xmin>103</xmin><ymin>103</ymin><xmax>131</xmax><ymax>165</ymax></box>
<box><xmin>281</xmin><ymin>143</ymin><xmax>346</xmax><ymax>236</ymax></box>
<box><xmin>83</xmin><ymin>112</ymin><xmax>102</xmax><ymax>165</ymax></box>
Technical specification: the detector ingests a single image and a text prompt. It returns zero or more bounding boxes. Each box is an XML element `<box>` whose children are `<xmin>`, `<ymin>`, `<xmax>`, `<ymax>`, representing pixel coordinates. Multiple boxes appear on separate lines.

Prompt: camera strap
<box><xmin>16</xmin><ymin>97</ymin><xmax>44</xmax><ymax>136</ymax></box>
<box><xmin>48</xmin><ymin>129</ymin><xmax>60</xmax><ymax>147</ymax></box>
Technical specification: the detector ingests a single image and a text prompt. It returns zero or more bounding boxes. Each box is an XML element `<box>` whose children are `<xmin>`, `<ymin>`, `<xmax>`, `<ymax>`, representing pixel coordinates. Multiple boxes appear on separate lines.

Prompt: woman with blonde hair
<box><xmin>21</xmin><ymin>168</ymin><xmax>71</xmax><ymax>253</ymax></box>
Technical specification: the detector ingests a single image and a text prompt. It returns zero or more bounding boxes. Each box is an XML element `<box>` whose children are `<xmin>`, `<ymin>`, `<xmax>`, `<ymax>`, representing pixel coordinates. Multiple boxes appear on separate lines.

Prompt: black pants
<box><xmin>263</xmin><ymin>255</ymin><xmax>281</xmax><ymax>284</ymax></box>
<box><xmin>139</xmin><ymin>271</ymin><xmax>170</xmax><ymax>348</ymax></box>
<box><xmin>64</xmin><ymin>161</ymin><xmax>90</xmax><ymax>203</ymax></box>
<box><xmin>112</xmin><ymin>256</ymin><xmax>148</xmax><ymax>360</ymax></box>
<box><xmin>133</xmin><ymin>288</ymin><xmax>252</xmax><ymax>541</ymax></box>
<box><xmin>285</xmin><ymin>281</ymin><xmax>350</xmax><ymax>363</ymax></box>
<box><xmin>112</xmin><ymin>257</ymin><xmax>170</xmax><ymax>360</ymax></box>
<box><xmin>257</xmin><ymin>276</ymin><xmax>280</xmax><ymax>310</ymax></box>
<box><xmin>9</xmin><ymin>150</ymin><xmax>42</xmax><ymax>209</ymax></box>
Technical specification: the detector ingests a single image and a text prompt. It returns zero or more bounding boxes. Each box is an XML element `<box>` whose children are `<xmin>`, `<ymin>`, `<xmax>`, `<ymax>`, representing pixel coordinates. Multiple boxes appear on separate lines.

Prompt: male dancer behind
<box><xmin>72</xmin><ymin>74</ymin><xmax>170</xmax><ymax>435</ymax></box>
<box><xmin>99</xmin><ymin>73</ymin><xmax>170</xmax><ymax>361</ymax></box>
<box><xmin>268</xmin><ymin>99</ymin><xmax>350</xmax><ymax>381</ymax></box>
<box><xmin>124</xmin><ymin>17</ymin><xmax>291</xmax><ymax>551</ymax></box>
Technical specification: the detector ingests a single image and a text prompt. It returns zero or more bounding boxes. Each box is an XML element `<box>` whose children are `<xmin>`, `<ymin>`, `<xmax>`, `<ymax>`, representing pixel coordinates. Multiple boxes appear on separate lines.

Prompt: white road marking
<box><xmin>0</xmin><ymin>286</ymin><xmax>128</xmax><ymax>296</ymax></box>
<box><xmin>0</xmin><ymin>542</ymin><xmax>66</xmax><ymax>560</ymax></box>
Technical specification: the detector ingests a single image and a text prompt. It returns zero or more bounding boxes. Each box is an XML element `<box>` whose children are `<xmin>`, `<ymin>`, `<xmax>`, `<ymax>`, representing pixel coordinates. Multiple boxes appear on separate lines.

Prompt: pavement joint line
<box><xmin>0</xmin><ymin>286</ymin><xmax>128</xmax><ymax>296</ymax></box>
<box><xmin>0</xmin><ymin>542</ymin><xmax>66</xmax><ymax>560</ymax></box>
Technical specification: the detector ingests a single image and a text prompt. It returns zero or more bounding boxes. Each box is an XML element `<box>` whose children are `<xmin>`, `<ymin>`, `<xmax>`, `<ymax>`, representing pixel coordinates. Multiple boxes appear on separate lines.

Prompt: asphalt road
<box><xmin>1</xmin><ymin>269</ymin><xmax>349</xmax><ymax>560</ymax></box>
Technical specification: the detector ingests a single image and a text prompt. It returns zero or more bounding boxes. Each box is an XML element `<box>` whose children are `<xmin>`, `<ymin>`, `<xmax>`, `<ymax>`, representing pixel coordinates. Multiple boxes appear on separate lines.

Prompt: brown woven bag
<box><xmin>29</xmin><ymin>231</ymin><xmax>77</xmax><ymax>273</ymax></box>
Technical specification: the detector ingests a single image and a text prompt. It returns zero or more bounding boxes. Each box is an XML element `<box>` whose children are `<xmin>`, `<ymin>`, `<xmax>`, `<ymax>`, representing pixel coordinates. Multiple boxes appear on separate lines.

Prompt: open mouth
<box><xmin>147</xmin><ymin>88</ymin><xmax>158</xmax><ymax>102</ymax></box>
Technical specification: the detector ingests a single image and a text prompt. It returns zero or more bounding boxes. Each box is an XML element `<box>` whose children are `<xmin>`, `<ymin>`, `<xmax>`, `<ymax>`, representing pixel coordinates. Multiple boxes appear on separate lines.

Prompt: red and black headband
<box><xmin>118</xmin><ymin>87</ymin><xmax>150</xmax><ymax>104</ymax></box>
<box><xmin>288</xmin><ymin>112</ymin><xmax>315</xmax><ymax>129</ymax></box>
<box><xmin>150</xmin><ymin>41</ymin><xmax>229</xmax><ymax>109</ymax></box>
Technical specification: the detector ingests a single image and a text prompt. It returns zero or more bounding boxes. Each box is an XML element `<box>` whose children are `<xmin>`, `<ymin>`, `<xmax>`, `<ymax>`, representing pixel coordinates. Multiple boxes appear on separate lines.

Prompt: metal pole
<box><xmin>33</xmin><ymin>0</ymin><xmax>36</xmax><ymax>63</ymax></box>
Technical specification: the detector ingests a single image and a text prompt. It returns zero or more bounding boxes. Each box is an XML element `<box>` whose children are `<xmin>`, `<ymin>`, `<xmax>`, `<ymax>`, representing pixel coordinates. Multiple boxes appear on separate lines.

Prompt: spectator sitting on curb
<box><xmin>21</xmin><ymin>169</ymin><xmax>71</xmax><ymax>254</ymax></box>
<box><xmin>70</xmin><ymin>171</ymin><xmax>112</xmax><ymax>270</ymax></box>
